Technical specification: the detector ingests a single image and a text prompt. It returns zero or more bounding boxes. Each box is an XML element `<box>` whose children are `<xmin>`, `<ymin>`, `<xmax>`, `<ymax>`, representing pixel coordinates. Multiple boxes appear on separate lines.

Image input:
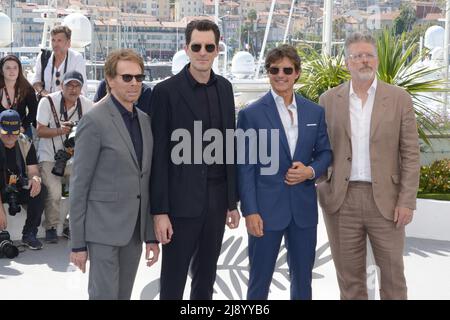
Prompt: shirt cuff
<box><xmin>72</xmin><ymin>247</ymin><xmax>87</xmax><ymax>253</ymax></box>
<box><xmin>308</xmin><ymin>166</ymin><xmax>316</xmax><ymax>180</ymax></box>
<box><xmin>145</xmin><ymin>240</ymin><xmax>160</xmax><ymax>244</ymax></box>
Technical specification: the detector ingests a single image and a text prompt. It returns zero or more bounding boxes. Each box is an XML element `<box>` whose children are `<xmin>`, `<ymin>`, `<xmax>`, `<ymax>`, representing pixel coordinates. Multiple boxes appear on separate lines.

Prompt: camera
<box><xmin>52</xmin><ymin>121</ymin><xmax>78</xmax><ymax>177</ymax></box>
<box><xmin>52</xmin><ymin>149</ymin><xmax>72</xmax><ymax>177</ymax></box>
<box><xmin>4</xmin><ymin>176</ymin><xmax>28</xmax><ymax>216</ymax></box>
<box><xmin>63</xmin><ymin>122</ymin><xmax>78</xmax><ymax>149</ymax></box>
<box><xmin>0</xmin><ymin>230</ymin><xmax>19</xmax><ymax>259</ymax></box>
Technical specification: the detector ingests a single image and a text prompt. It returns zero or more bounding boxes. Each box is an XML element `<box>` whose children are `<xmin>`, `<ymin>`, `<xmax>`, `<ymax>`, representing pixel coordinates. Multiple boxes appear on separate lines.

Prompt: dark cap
<box><xmin>0</xmin><ymin>110</ymin><xmax>21</xmax><ymax>135</ymax></box>
<box><xmin>63</xmin><ymin>70</ymin><xmax>84</xmax><ymax>86</ymax></box>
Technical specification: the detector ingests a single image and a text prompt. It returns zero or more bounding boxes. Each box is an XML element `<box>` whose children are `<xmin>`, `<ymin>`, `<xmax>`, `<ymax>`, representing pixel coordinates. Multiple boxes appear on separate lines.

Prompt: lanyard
<box><xmin>2</xmin><ymin>87</ymin><xmax>17</xmax><ymax>109</ymax></box>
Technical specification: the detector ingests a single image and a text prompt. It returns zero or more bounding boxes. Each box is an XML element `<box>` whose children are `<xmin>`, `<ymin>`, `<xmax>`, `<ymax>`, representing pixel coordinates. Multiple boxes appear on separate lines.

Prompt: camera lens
<box><xmin>0</xmin><ymin>241</ymin><xmax>19</xmax><ymax>259</ymax></box>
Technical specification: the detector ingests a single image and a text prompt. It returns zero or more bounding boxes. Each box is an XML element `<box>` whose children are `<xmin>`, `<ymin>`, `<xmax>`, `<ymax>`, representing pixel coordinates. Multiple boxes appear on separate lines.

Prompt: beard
<box><xmin>356</xmin><ymin>66</ymin><xmax>375</xmax><ymax>81</ymax></box>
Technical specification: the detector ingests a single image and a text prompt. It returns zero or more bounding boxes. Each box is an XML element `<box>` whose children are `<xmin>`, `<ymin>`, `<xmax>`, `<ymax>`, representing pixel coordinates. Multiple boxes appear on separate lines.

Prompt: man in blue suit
<box><xmin>237</xmin><ymin>45</ymin><xmax>332</xmax><ymax>300</ymax></box>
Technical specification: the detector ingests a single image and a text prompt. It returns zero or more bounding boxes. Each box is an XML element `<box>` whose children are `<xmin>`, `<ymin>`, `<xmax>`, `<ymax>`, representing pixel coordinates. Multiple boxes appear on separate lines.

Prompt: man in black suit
<box><xmin>150</xmin><ymin>19</ymin><xmax>240</xmax><ymax>300</ymax></box>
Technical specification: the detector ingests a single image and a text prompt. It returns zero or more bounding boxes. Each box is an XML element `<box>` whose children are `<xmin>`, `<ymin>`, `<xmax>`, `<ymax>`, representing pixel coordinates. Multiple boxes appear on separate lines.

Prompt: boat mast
<box><xmin>283</xmin><ymin>0</ymin><xmax>296</xmax><ymax>44</ymax></box>
<box><xmin>215</xmin><ymin>0</ymin><xmax>219</xmax><ymax>25</ymax></box>
<box><xmin>254</xmin><ymin>0</ymin><xmax>276</xmax><ymax>79</ymax></box>
<box><xmin>444</xmin><ymin>0</ymin><xmax>449</xmax><ymax>122</ymax></box>
<box><xmin>322</xmin><ymin>0</ymin><xmax>333</xmax><ymax>56</ymax></box>
<box><xmin>37</xmin><ymin>0</ymin><xmax>59</xmax><ymax>49</ymax></box>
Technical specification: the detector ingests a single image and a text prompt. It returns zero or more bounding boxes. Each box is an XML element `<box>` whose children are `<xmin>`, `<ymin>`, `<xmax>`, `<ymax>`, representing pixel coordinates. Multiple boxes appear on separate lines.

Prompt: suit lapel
<box><xmin>108</xmin><ymin>95</ymin><xmax>139</xmax><ymax>169</ymax></box>
<box><xmin>137</xmin><ymin>110</ymin><xmax>150</xmax><ymax>173</ymax></box>
<box><xmin>293</xmin><ymin>94</ymin><xmax>307</xmax><ymax>159</ymax></box>
<box><xmin>336</xmin><ymin>82</ymin><xmax>352</xmax><ymax>140</ymax></box>
<box><xmin>217</xmin><ymin>80</ymin><xmax>231</xmax><ymax>132</ymax></box>
<box><xmin>177</xmin><ymin>71</ymin><xmax>202</xmax><ymax>120</ymax></box>
<box><xmin>262</xmin><ymin>92</ymin><xmax>291</xmax><ymax>160</ymax></box>
<box><xmin>370</xmin><ymin>81</ymin><xmax>389</xmax><ymax>138</ymax></box>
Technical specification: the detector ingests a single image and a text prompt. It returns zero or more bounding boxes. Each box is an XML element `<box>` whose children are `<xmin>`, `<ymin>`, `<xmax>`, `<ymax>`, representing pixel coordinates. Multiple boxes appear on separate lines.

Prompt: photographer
<box><xmin>36</xmin><ymin>70</ymin><xmax>93</xmax><ymax>243</ymax></box>
<box><xmin>0</xmin><ymin>110</ymin><xmax>46</xmax><ymax>250</ymax></box>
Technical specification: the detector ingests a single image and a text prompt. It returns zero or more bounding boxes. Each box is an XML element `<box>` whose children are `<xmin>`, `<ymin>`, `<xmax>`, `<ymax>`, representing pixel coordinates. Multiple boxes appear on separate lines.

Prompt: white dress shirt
<box><xmin>349</xmin><ymin>78</ymin><xmax>377</xmax><ymax>182</ymax></box>
<box><xmin>271</xmin><ymin>89</ymin><xmax>298</xmax><ymax>158</ymax></box>
<box><xmin>33</xmin><ymin>48</ymin><xmax>88</xmax><ymax>95</ymax></box>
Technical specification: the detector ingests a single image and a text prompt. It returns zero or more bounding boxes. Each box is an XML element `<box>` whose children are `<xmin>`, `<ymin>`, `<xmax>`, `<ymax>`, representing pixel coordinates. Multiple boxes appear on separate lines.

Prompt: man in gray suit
<box><xmin>69</xmin><ymin>49</ymin><xmax>159</xmax><ymax>300</ymax></box>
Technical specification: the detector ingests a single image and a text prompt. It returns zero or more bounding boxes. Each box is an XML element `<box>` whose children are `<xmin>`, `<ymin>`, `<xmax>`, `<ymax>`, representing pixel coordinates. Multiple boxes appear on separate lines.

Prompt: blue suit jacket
<box><xmin>237</xmin><ymin>92</ymin><xmax>332</xmax><ymax>231</ymax></box>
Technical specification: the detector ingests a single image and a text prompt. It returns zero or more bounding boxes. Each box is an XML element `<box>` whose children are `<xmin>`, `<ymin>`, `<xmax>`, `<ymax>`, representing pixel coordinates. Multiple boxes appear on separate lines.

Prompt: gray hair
<box><xmin>344</xmin><ymin>33</ymin><xmax>377</xmax><ymax>57</ymax></box>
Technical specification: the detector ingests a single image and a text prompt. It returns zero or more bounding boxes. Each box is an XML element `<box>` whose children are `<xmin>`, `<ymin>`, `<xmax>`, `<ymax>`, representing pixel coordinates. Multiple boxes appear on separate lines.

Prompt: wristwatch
<box><xmin>32</xmin><ymin>176</ymin><xmax>42</xmax><ymax>184</ymax></box>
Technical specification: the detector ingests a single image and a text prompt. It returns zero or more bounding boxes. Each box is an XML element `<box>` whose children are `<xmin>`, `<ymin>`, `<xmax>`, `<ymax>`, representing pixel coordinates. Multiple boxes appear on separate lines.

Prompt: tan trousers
<box><xmin>40</xmin><ymin>161</ymin><xmax>71</xmax><ymax>230</ymax></box>
<box><xmin>323</xmin><ymin>181</ymin><xmax>407</xmax><ymax>300</ymax></box>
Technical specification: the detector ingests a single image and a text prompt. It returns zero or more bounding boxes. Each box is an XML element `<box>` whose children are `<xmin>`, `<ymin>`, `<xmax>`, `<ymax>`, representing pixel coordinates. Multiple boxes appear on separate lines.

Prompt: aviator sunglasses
<box><xmin>267</xmin><ymin>67</ymin><xmax>295</xmax><ymax>75</ymax></box>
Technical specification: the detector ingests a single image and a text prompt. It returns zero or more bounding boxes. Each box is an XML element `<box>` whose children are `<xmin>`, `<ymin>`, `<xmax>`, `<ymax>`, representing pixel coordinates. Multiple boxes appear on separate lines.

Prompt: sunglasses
<box><xmin>55</xmin><ymin>71</ymin><xmax>61</xmax><ymax>86</ymax></box>
<box><xmin>267</xmin><ymin>67</ymin><xmax>294</xmax><ymax>75</ymax></box>
<box><xmin>190</xmin><ymin>43</ymin><xmax>216</xmax><ymax>53</ymax></box>
<box><xmin>119</xmin><ymin>74</ymin><xmax>145</xmax><ymax>82</ymax></box>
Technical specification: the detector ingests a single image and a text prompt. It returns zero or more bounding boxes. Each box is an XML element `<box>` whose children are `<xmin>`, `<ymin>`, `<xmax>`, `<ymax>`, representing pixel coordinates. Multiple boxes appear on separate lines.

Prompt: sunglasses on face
<box><xmin>267</xmin><ymin>67</ymin><xmax>295</xmax><ymax>75</ymax></box>
<box><xmin>119</xmin><ymin>74</ymin><xmax>145</xmax><ymax>82</ymax></box>
<box><xmin>190</xmin><ymin>43</ymin><xmax>216</xmax><ymax>53</ymax></box>
<box><xmin>55</xmin><ymin>71</ymin><xmax>61</xmax><ymax>86</ymax></box>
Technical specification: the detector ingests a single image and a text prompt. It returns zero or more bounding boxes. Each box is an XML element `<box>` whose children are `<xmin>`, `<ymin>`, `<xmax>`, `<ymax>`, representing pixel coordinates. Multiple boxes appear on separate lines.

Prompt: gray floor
<box><xmin>1</xmin><ymin>211</ymin><xmax>449</xmax><ymax>300</ymax></box>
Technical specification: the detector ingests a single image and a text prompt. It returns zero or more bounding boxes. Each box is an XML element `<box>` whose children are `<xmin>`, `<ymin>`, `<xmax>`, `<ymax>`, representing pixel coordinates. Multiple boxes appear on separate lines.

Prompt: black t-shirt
<box><xmin>0</xmin><ymin>143</ymin><xmax>38</xmax><ymax>190</ymax></box>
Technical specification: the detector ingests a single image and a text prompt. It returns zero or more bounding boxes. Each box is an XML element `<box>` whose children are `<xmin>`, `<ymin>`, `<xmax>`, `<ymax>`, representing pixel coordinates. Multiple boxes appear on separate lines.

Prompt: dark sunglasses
<box><xmin>268</xmin><ymin>67</ymin><xmax>295</xmax><ymax>75</ymax></box>
<box><xmin>190</xmin><ymin>43</ymin><xmax>216</xmax><ymax>53</ymax></box>
<box><xmin>55</xmin><ymin>71</ymin><xmax>61</xmax><ymax>86</ymax></box>
<box><xmin>119</xmin><ymin>74</ymin><xmax>145</xmax><ymax>82</ymax></box>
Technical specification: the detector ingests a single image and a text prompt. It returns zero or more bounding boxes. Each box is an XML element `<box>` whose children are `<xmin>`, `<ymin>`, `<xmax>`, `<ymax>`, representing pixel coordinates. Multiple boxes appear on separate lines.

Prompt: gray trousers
<box><xmin>87</xmin><ymin>221</ymin><xmax>142</xmax><ymax>300</ymax></box>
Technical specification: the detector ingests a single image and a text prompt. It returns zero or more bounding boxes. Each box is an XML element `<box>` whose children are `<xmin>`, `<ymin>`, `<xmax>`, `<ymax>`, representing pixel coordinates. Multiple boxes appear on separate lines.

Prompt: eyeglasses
<box><xmin>55</xmin><ymin>71</ymin><xmax>61</xmax><ymax>86</ymax></box>
<box><xmin>267</xmin><ymin>67</ymin><xmax>295</xmax><ymax>75</ymax></box>
<box><xmin>347</xmin><ymin>53</ymin><xmax>376</xmax><ymax>62</ymax></box>
<box><xmin>190</xmin><ymin>43</ymin><xmax>216</xmax><ymax>53</ymax></box>
<box><xmin>119</xmin><ymin>74</ymin><xmax>146</xmax><ymax>82</ymax></box>
<box><xmin>65</xmin><ymin>83</ymin><xmax>82</xmax><ymax>90</ymax></box>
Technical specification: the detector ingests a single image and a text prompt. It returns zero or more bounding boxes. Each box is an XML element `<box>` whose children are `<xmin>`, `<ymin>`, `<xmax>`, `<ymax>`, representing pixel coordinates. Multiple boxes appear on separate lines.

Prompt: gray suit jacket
<box><xmin>70</xmin><ymin>95</ymin><xmax>155</xmax><ymax>249</ymax></box>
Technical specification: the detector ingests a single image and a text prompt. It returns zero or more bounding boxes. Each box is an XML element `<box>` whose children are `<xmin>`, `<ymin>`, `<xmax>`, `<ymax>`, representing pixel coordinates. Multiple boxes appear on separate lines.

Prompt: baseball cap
<box><xmin>63</xmin><ymin>70</ymin><xmax>84</xmax><ymax>86</ymax></box>
<box><xmin>0</xmin><ymin>109</ymin><xmax>21</xmax><ymax>135</ymax></box>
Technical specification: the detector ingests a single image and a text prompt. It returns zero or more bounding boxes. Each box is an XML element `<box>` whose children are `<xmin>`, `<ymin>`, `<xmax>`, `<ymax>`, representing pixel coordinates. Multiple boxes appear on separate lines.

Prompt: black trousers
<box><xmin>2</xmin><ymin>185</ymin><xmax>47</xmax><ymax>236</ymax></box>
<box><xmin>159</xmin><ymin>179</ymin><xmax>228</xmax><ymax>300</ymax></box>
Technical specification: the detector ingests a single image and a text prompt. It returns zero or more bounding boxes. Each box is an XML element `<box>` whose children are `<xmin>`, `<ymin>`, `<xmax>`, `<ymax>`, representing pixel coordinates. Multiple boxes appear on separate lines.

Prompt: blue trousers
<box><xmin>247</xmin><ymin>221</ymin><xmax>317</xmax><ymax>300</ymax></box>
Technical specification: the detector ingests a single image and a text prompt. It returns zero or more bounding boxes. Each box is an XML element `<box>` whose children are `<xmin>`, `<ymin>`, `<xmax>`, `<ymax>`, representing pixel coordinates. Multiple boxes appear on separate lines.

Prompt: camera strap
<box><xmin>46</xmin><ymin>95</ymin><xmax>65</xmax><ymax>155</ymax></box>
<box><xmin>60</xmin><ymin>95</ymin><xmax>83</xmax><ymax>125</ymax></box>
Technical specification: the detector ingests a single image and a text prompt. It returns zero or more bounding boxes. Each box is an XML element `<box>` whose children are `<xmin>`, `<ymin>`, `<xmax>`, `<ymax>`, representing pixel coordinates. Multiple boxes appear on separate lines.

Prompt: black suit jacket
<box><xmin>150</xmin><ymin>67</ymin><xmax>238</xmax><ymax>218</ymax></box>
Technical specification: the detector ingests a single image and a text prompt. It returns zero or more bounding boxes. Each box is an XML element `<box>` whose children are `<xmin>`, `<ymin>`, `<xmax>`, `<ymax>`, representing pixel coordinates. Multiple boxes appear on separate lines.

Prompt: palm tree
<box><xmin>297</xmin><ymin>45</ymin><xmax>350</xmax><ymax>104</ymax></box>
<box><xmin>376</xmin><ymin>29</ymin><xmax>447</xmax><ymax>145</ymax></box>
<box><xmin>296</xmin><ymin>29</ymin><xmax>447</xmax><ymax>145</ymax></box>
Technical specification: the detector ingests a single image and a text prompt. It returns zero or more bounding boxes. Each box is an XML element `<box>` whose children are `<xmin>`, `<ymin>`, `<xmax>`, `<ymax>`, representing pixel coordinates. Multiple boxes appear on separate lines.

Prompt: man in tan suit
<box><xmin>317</xmin><ymin>33</ymin><xmax>420</xmax><ymax>300</ymax></box>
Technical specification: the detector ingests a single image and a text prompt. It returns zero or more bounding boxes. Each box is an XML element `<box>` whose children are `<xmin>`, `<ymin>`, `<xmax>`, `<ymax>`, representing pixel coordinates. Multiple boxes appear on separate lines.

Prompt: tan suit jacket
<box><xmin>317</xmin><ymin>80</ymin><xmax>420</xmax><ymax>220</ymax></box>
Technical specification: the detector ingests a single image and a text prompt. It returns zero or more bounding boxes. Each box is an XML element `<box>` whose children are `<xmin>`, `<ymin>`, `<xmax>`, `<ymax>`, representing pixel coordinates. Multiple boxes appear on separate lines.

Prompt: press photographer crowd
<box><xmin>0</xmin><ymin>58</ymin><xmax>92</xmax><ymax>258</ymax></box>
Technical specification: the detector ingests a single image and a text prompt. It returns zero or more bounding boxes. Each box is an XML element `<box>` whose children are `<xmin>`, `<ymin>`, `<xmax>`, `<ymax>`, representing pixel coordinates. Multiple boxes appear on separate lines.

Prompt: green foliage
<box><xmin>296</xmin><ymin>29</ymin><xmax>448</xmax><ymax>145</ymax></box>
<box><xmin>296</xmin><ymin>46</ymin><xmax>350</xmax><ymax>103</ymax></box>
<box><xmin>376</xmin><ymin>29</ymin><xmax>448</xmax><ymax>145</ymax></box>
<box><xmin>419</xmin><ymin>159</ymin><xmax>450</xmax><ymax>194</ymax></box>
